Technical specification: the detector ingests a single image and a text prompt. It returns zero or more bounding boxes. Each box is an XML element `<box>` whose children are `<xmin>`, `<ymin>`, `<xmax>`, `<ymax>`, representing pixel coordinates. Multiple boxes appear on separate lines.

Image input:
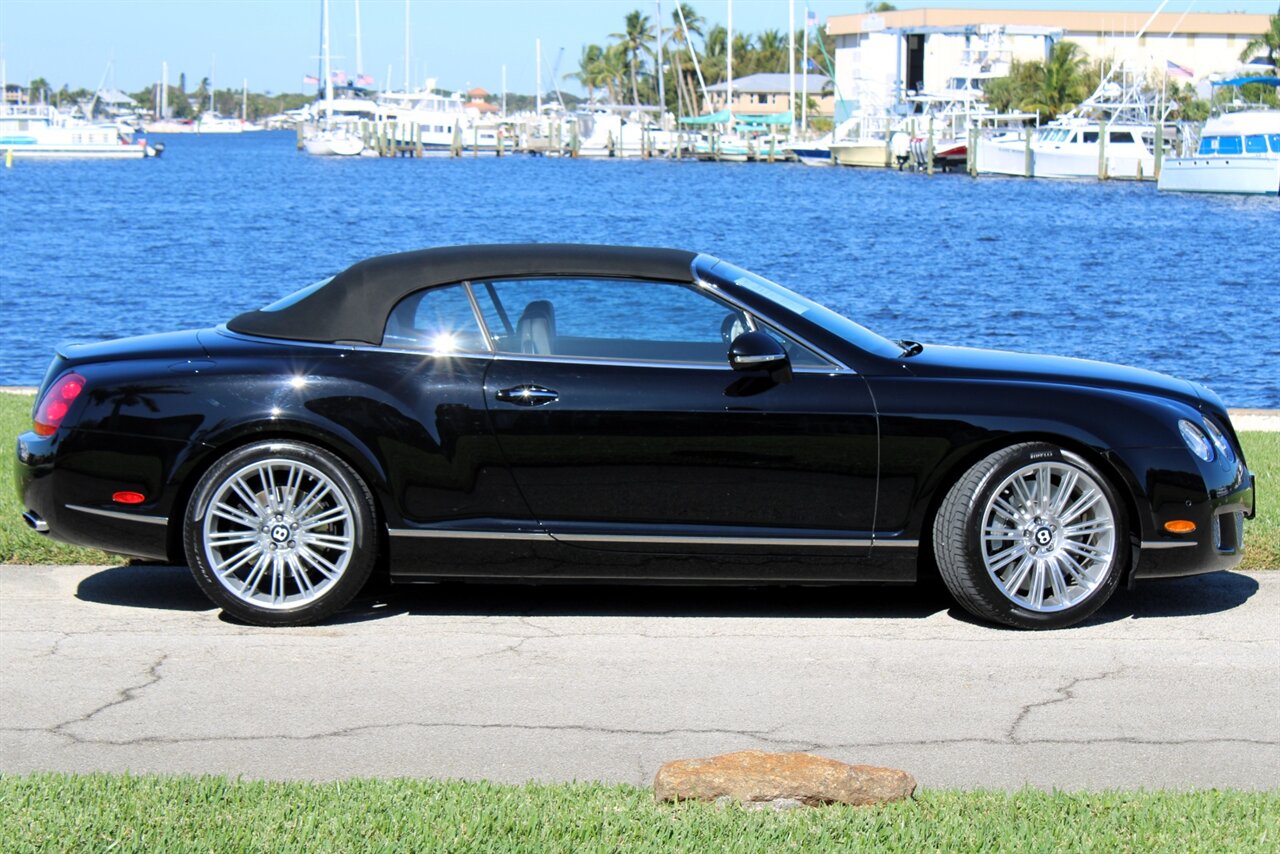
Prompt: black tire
<box><xmin>932</xmin><ymin>442</ymin><xmax>1127</xmax><ymax>630</ymax></box>
<box><xmin>184</xmin><ymin>440</ymin><xmax>377</xmax><ymax>627</ymax></box>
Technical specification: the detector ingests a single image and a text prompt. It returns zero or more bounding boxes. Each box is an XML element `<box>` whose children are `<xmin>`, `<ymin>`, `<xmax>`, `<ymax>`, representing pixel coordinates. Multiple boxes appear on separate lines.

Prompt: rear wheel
<box><xmin>933</xmin><ymin>442</ymin><xmax>1127</xmax><ymax>629</ymax></box>
<box><xmin>184</xmin><ymin>440</ymin><xmax>376</xmax><ymax>626</ymax></box>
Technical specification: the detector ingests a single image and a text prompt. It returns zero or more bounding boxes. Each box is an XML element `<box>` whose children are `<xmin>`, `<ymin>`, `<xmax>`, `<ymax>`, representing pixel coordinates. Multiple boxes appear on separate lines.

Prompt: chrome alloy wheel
<box><xmin>201</xmin><ymin>458</ymin><xmax>355</xmax><ymax>610</ymax></box>
<box><xmin>979</xmin><ymin>461</ymin><xmax>1116</xmax><ymax>612</ymax></box>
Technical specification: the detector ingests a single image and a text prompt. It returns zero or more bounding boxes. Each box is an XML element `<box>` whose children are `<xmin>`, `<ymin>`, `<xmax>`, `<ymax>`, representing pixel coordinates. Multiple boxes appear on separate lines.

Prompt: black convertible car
<box><xmin>16</xmin><ymin>244</ymin><xmax>1254</xmax><ymax>628</ymax></box>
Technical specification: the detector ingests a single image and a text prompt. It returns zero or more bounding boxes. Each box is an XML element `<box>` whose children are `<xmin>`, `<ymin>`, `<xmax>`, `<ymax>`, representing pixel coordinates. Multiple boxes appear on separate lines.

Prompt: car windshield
<box><xmin>709</xmin><ymin>262</ymin><xmax>902</xmax><ymax>358</ymax></box>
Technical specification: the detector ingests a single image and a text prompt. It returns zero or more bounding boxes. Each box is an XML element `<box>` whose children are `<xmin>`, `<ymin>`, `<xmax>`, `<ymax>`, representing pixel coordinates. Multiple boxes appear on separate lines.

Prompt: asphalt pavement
<box><xmin>1</xmin><ymin>563</ymin><xmax>1277</xmax><ymax>790</ymax></box>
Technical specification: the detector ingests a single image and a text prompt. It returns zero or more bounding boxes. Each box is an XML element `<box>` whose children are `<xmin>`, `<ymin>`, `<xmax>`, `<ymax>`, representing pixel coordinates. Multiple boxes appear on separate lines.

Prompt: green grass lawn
<box><xmin>2</xmin><ymin>391</ymin><xmax>1276</xmax><ymax>568</ymax></box>
<box><xmin>1</xmin><ymin>774</ymin><xmax>1276</xmax><ymax>852</ymax></box>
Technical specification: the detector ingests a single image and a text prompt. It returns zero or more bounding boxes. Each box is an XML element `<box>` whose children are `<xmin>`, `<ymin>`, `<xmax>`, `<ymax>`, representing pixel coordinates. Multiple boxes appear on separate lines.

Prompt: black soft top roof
<box><xmin>227</xmin><ymin>243</ymin><xmax>700</xmax><ymax>345</ymax></box>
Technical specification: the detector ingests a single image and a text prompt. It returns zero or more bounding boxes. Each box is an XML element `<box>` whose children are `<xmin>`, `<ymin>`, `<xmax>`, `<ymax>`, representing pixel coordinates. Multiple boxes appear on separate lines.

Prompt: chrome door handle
<box><xmin>495</xmin><ymin>385</ymin><xmax>559</xmax><ymax>406</ymax></box>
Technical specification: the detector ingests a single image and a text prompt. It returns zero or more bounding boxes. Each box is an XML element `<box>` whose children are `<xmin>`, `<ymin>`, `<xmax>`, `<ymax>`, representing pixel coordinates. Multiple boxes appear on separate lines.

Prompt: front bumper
<box><xmin>1131</xmin><ymin>462</ymin><xmax>1255</xmax><ymax>582</ymax></box>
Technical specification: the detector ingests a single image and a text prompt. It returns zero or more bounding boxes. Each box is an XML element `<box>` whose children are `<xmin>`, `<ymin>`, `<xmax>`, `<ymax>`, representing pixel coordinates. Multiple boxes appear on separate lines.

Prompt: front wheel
<box><xmin>933</xmin><ymin>443</ymin><xmax>1127</xmax><ymax>630</ymax></box>
<box><xmin>184</xmin><ymin>440</ymin><xmax>377</xmax><ymax>626</ymax></box>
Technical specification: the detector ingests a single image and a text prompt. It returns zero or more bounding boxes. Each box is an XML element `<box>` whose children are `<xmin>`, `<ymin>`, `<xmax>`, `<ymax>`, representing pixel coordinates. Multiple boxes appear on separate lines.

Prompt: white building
<box><xmin>828</xmin><ymin>7</ymin><xmax>1273</xmax><ymax>118</ymax></box>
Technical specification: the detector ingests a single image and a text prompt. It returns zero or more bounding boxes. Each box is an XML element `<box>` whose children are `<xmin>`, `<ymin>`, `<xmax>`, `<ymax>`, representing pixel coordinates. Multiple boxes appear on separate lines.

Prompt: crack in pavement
<box><xmin>48</xmin><ymin>654</ymin><xmax>168</xmax><ymax>741</ymax></box>
<box><xmin>1006</xmin><ymin>665</ymin><xmax>1126</xmax><ymax>744</ymax></box>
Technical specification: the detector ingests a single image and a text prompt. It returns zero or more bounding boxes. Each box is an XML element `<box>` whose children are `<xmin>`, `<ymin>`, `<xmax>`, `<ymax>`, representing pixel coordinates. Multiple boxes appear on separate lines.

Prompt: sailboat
<box><xmin>302</xmin><ymin>0</ymin><xmax>366</xmax><ymax>156</ymax></box>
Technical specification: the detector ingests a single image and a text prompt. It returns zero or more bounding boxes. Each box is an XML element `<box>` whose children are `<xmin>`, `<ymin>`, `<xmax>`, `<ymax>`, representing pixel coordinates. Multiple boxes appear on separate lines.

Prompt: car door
<box><xmin>472</xmin><ymin>276</ymin><xmax>879</xmax><ymax>568</ymax></box>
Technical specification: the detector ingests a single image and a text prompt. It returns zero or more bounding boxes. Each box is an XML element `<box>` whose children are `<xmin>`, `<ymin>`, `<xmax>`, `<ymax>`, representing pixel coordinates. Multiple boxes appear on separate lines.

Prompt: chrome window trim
<box><xmin>489</xmin><ymin>352</ymin><xmax>846</xmax><ymax>374</ymax></box>
<box><xmin>66</xmin><ymin>504</ymin><xmax>169</xmax><ymax>526</ymax></box>
<box><xmin>1140</xmin><ymin>540</ymin><xmax>1197</xmax><ymax>550</ymax></box>
<box><xmin>461</xmin><ymin>281</ymin><xmax>496</xmax><ymax>353</ymax></box>
<box><xmin>216</xmin><ymin>328</ymin><xmax>851</xmax><ymax>374</ymax></box>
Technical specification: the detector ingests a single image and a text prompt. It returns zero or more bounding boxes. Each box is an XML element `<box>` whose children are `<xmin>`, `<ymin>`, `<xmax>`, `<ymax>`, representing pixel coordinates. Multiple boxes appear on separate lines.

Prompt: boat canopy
<box><xmin>679</xmin><ymin>111</ymin><xmax>791</xmax><ymax>127</ymax></box>
<box><xmin>1211</xmin><ymin>76</ymin><xmax>1280</xmax><ymax>88</ymax></box>
<box><xmin>680</xmin><ymin>110</ymin><xmax>733</xmax><ymax>125</ymax></box>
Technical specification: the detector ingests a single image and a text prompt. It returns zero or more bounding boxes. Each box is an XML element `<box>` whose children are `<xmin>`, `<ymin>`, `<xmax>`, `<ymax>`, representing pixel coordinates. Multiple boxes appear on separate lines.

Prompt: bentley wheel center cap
<box><xmin>270</xmin><ymin>525</ymin><xmax>291</xmax><ymax>544</ymax></box>
<box><xmin>1033</xmin><ymin>527</ymin><xmax>1054</xmax><ymax>548</ymax></box>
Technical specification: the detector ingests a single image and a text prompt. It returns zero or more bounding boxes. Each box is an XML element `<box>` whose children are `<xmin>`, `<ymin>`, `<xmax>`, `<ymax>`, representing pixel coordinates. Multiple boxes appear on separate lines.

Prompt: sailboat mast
<box><xmin>788</xmin><ymin>0</ymin><xmax>795</xmax><ymax>135</ymax></box>
<box><xmin>322</xmin><ymin>0</ymin><xmax>333</xmax><ymax>128</ymax></box>
<box><xmin>404</xmin><ymin>0</ymin><xmax>411</xmax><ymax>91</ymax></box>
<box><xmin>801</xmin><ymin>9</ymin><xmax>809</xmax><ymax>132</ymax></box>
<box><xmin>536</xmin><ymin>39</ymin><xmax>542</xmax><ymax>114</ymax></box>
<box><xmin>242</xmin><ymin>79</ymin><xmax>247</xmax><ymax>121</ymax></box>
<box><xmin>655</xmin><ymin>0</ymin><xmax>665</xmax><ymax>122</ymax></box>
<box><xmin>210</xmin><ymin>54</ymin><xmax>215</xmax><ymax>113</ymax></box>
<box><xmin>355</xmin><ymin>0</ymin><xmax>364</xmax><ymax>79</ymax></box>
<box><xmin>726</xmin><ymin>0</ymin><xmax>733</xmax><ymax>121</ymax></box>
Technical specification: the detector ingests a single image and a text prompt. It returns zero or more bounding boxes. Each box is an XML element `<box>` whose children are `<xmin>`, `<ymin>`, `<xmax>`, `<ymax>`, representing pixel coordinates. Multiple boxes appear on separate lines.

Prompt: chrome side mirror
<box><xmin>728</xmin><ymin>331</ymin><xmax>792</xmax><ymax>384</ymax></box>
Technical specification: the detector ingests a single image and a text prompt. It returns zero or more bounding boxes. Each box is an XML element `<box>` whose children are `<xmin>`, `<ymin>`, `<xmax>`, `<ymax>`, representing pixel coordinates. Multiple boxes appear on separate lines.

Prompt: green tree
<box><xmin>567</xmin><ymin>44</ymin><xmax>607</xmax><ymax>103</ymax></box>
<box><xmin>1020</xmin><ymin>41</ymin><xmax>1091</xmax><ymax>119</ymax></box>
<box><xmin>755</xmin><ymin>29</ymin><xmax>787</xmax><ymax>73</ymax></box>
<box><xmin>1239</xmin><ymin>7</ymin><xmax>1280</xmax><ymax>68</ymax></box>
<box><xmin>666</xmin><ymin>3</ymin><xmax>705</xmax><ymax>114</ymax></box>
<box><xmin>27</xmin><ymin>77</ymin><xmax>50</xmax><ymax>103</ymax></box>
<box><xmin>611</xmin><ymin>10</ymin><xmax>654</xmax><ymax>106</ymax></box>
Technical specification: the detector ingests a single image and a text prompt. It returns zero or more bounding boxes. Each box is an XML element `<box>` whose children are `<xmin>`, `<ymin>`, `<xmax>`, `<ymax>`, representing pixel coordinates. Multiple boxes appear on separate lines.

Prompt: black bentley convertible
<box><xmin>16</xmin><ymin>244</ymin><xmax>1254</xmax><ymax>628</ymax></box>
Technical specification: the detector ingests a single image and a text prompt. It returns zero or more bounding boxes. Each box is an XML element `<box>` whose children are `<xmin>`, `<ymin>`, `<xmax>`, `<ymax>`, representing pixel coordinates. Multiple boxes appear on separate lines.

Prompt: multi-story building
<box><xmin>703</xmin><ymin>72</ymin><xmax>835</xmax><ymax>117</ymax></box>
<box><xmin>828</xmin><ymin>7</ymin><xmax>1273</xmax><ymax>117</ymax></box>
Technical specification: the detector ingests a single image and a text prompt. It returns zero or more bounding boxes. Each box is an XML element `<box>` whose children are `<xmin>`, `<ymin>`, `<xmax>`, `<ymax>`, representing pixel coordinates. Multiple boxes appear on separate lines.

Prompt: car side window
<box><xmin>475</xmin><ymin>277</ymin><xmax>747</xmax><ymax>364</ymax></box>
<box><xmin>384</xmin><ymin>284</ymin><xmax>488</xmax><ymax>353</ymax></box>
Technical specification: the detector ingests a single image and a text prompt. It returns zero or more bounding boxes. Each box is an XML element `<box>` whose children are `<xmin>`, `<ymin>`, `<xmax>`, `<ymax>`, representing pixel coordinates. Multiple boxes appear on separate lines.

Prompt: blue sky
<box><xmin>1</xmin><ymin>0</ymin><xmax>1275</xmax><ymax>95</ymax></box>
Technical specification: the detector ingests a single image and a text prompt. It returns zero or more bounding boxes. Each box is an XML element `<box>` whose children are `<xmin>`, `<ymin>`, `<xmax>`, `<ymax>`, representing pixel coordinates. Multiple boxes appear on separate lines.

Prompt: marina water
<box><xmin>1</xmin><ymin>131</ymin><xmax>1275</xmax><ymax>406</ymax></box>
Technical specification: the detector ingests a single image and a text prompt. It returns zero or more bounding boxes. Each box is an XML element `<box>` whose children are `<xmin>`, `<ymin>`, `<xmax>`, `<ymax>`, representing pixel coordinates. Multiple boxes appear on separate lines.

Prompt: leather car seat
<box><xmin>517</xmin><ymin>300</ymin><xmax>556</xmax><ymax>355</ymax></box>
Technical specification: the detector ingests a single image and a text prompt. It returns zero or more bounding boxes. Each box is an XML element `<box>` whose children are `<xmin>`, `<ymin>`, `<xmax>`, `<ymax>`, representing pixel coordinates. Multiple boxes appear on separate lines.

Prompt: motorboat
<box><xmin>978</xmin><ymin>68</ymin><xmax>1172</xmax><ymax>180</ymax></box>
<box><xmin>194</xmin><ymin>113</ymin><xmax>245</xmax><ymax>134</ymax></box>
<box><xmin>1158</xmin><ymin>77</ymin><xmax>1280</xmax><ymax>196</ymax></box>
<box><xmin>0</xmin><ymin>101</ymin><xmax>149</xmax><ymax>158</ymax></box>
<box><xmin>782</xmin><ymin>132</ymin><xmax>833</xmax><ymax>166</ymax></box>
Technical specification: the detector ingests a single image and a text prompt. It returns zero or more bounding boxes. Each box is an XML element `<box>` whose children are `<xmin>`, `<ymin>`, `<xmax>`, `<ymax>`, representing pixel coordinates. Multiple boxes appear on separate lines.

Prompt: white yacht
<box><xmin>194</xmin><ymin>113</ymin><xmax>246</xmax><ymax>134</ymax></box>
<box><xmin>1158</xmin><ymin>77</ymin><xmax>1280</xmax><ymax>196</ymax></box>
<box><xmin>0</xmin><ymin>101</ymin><xmax>148</xmax><ymax>159</ymax></box>
<box><xmin>978</xmin><ymin>72</ymin><xmax>1172</xmax><ymax>180</ymax></box>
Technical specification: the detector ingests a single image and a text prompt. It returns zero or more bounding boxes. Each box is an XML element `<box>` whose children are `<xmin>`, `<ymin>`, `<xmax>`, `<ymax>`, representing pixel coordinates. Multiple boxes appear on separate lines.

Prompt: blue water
<box><xmin>1</xmin><ymin>131</ymin><xmax>1276</xmax><ymax>404</ymax></box>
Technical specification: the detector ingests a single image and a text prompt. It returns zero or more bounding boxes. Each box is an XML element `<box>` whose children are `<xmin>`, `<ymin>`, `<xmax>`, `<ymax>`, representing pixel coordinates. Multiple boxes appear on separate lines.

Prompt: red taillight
<box><xmin>33</xmin><ymin>372</ymin><xmax>86</xmax><ymax>436</ymax></box>
<box><xmin>112</xmin><ymin>491</ymin><xmax>146</xmax><ymax>505</ymax></box>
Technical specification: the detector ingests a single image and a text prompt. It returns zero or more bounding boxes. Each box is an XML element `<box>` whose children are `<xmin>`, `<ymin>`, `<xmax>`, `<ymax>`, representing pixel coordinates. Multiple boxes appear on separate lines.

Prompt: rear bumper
<box><xmin>15</xmin><ymin>431</ymin><xmax>176</xmax><ymax>561</ymax></box>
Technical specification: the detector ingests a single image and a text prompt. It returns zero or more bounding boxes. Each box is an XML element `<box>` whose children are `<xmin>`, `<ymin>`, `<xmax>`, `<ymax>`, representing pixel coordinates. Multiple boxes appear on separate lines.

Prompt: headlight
<box><xmin>1202</xmin><ymin>418</ymin><xmax>1236</xmax><ymax>464</ymax></box>
<box><xmin>1179</xmin><ymin>419</ymin><xmax>1214</xmax><ymax>462</ymax></box>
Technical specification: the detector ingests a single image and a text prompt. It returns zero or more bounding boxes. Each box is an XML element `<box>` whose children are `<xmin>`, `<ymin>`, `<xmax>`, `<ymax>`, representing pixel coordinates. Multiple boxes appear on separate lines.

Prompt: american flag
<box><xmin>806</xmin><ymin>8</ymin><xmax>817</xmax><ymax>26</ymax></box>
<box><xmin>303</xmin><ymin>74</ymin><xmax>320</xmax><ymax>85</ymax></box>
<box><xmin>331</xmin><ymin>70</ymin><xmax>348</xmax><ymax>85</ymax></box>
<box><xmin>1167</xmin><ymin>60</ymin><xmax>1194</xmax><ymax>80</ymax></box>
<box><xmin>356</xmin><ymin>73</ymin><xmax>374</xmax><ymax>86</ymax></box>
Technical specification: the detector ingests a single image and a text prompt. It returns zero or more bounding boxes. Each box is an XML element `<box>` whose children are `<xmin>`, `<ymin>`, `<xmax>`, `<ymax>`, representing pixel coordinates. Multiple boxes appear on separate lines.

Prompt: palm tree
<box><xmin>1021</xmin><ymin>42</ymin><xmax>1091</xmax><ymax>119</ymax></box>
<box><xmin>611</xmin><ymin>10</ymin><xmax>654</xmax><ymax>106</ymax></box>
<box><xmin>600</xmin><ymin>43</ymin><xmax>630</xmax><ymax>104</ymax></box>
<box><xmin>667</xmin><ymin>3</ymin><xmax>705</xmax><ymax>113</ymax></box>
<box><xmin>702</xmin><ymin>24</ymin><xmax>728</xmax><ymax>84</ymax></box>
<box><xmin>1239</xmin><ymin>8</ymin><xmax>1280</xmax><ymax>69</ymax></box>
<box><xmin>567</xmin><ymin>44</ymin><xmax>606</xmax><ymax>103</ymax></box>
<box><xmin>756</xmin><ymin>29</ymin><xmax>787</xmax><ymax>73</ymax></box>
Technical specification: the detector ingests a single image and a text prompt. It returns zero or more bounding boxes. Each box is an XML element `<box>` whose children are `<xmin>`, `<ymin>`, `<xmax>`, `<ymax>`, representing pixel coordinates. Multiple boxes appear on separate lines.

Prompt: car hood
<box><xmin>902</xmin><ymin>344</ymin><xmax>1202</xmax><ymax>408</ymax></box>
